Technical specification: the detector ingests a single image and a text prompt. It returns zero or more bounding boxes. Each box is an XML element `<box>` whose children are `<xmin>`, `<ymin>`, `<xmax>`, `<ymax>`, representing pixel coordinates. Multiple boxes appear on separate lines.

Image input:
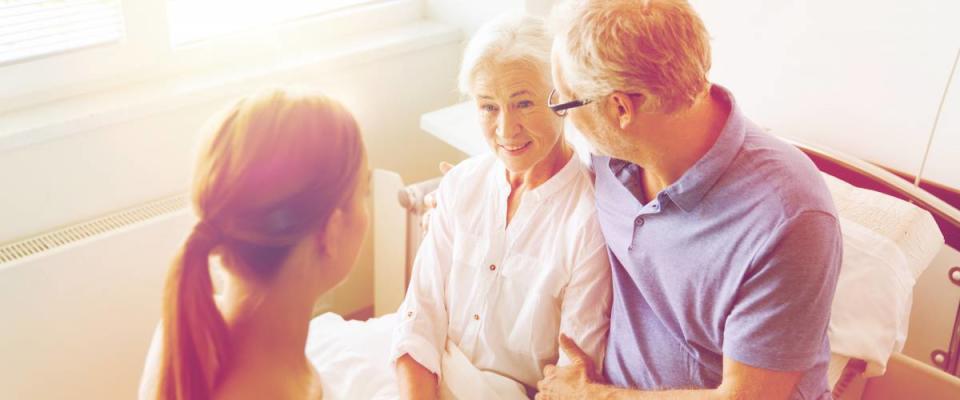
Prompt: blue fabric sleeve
<box><xmin>722</xmin><ymin>210</ymin><xmax>842</xmax><ymax>372</ymax></box>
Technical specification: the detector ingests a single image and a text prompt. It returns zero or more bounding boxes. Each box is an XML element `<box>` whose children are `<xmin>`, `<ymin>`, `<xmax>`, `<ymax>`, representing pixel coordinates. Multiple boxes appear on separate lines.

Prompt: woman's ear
<box><xmin>608</xmin><ymin>91</ymin><xmax>635</xmax><ymax>129</ymax></box>
<box><xmin>317</xmin><ymin>208</ymin><xmax>345</xmax><ymax>258</ymax></box>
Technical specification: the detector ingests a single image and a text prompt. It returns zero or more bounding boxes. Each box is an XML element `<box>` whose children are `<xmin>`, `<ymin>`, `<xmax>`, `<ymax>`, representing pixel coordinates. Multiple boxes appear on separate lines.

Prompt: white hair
<box><xmin>458</xmin><ymin>13</ymin><xmax>553</xmax><ymax>95</ymax></box>
<box><xmin>549</xmin><ymin>0</ymin><xmax>712</xmax><ymax>113</ymax></box>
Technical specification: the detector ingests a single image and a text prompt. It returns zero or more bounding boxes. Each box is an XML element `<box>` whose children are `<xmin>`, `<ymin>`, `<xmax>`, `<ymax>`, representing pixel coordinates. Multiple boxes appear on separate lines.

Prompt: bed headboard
<box><xmin>785</xmin><ymin>138</ymin><xmax>960</xmax><ymax>251</ymax></box>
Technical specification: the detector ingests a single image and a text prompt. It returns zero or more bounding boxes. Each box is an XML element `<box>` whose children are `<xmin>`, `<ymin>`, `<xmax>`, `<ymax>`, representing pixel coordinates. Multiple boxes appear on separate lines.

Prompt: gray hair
<box><xmin>549</xmin><ymin>0</ymin><xmax>712</xmax><ymax>114</ymax></box>
<box><xmin>458</xmin><ymin>13</ymin><xmax>553</xmax><ymax>95</ymax></box>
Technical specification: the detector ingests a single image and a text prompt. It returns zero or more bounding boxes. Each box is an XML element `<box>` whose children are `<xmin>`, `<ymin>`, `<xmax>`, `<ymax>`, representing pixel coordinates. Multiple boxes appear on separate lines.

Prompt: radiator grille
<box><xmin>0</xmin><ymin>194</ymin><xmax>189</xmax><ymax>265</ymax></box>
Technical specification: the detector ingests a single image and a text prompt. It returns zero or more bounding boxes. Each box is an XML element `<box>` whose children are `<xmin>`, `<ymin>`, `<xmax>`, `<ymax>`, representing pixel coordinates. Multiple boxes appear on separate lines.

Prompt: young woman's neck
<box><xmin>218</xmin><ymin>243</ymin><xmax>330</xmax><ymax>375</ymax></box>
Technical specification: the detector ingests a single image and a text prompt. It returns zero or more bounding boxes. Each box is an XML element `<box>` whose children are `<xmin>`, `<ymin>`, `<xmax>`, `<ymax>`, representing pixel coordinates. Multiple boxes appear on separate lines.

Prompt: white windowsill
<box><xmin>420</xmin><ymin>101</ymin><xmax>486</xmax><ymax>156</ymax></box>
<box><xmin>0</xmin><ymin>20</ymin><xmax>462</xmax><ymax>153</ymax></box>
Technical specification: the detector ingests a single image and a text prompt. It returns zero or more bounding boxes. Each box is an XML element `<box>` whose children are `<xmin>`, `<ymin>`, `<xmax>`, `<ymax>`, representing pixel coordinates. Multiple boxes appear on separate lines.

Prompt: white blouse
<box><xmin>390</xmin><ymin>152</ymin><xmax>612</xmax><ymax>389</ymax></box>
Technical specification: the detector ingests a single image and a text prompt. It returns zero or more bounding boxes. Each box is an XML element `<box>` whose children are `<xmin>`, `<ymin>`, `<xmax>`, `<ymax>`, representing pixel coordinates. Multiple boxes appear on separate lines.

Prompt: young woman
<box><xmin>138</xmin><ymin>88</ymin><xmax>370</xmax><ymax>400</ymax></box>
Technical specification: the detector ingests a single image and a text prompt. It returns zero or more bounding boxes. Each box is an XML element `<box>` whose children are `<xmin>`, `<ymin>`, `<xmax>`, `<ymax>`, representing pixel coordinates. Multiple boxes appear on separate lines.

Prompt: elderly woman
<box><xmin>301</xmin><ymin>13</ymin><xmax>611</xmax><ymax>400</ymax></box>
<box><xmin>390</xmin><ymin>13</ymin><xmax>612</xmax><ymax>399</ymax></box>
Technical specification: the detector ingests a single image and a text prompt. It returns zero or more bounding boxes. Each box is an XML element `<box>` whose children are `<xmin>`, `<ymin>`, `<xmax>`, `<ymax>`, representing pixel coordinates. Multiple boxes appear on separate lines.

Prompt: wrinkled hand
<box><xmin>535</xmin><ymin>335</ymin><xmax>601</xmax><ymax>400</ymax></box>
<box><xmin>420</xmin><ymin>161</ymin><xmax>455</xmax><ymax>234</ymax></box>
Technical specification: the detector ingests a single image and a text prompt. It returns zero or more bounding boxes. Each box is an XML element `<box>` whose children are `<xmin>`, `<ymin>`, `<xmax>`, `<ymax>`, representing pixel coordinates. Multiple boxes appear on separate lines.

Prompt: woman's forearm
<box><xmin>396</xmin><ymin>354</ymin><xmax>439</xmax><ymax>400</ymax></box>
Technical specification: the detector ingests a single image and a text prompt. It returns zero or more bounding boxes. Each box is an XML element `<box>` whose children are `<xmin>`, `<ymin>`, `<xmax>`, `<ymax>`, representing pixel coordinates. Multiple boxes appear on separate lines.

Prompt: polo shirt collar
<box><xmin>664</xmin><ymin>85</ymin><xmax>746</xmax><ymax>213</ymax></box>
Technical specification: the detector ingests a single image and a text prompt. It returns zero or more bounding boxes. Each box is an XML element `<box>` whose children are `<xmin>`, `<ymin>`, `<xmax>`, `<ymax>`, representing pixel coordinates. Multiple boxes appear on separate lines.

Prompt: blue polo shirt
<box><xmin>596</xmin><ymin>87</ymin><xmax>841</xmax><ymax>399</ymax></box>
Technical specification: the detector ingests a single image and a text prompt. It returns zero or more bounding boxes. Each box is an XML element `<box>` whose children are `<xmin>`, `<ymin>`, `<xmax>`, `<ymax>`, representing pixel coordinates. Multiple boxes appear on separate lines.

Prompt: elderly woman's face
<box><xmin>471</xmin><ymin>61</ymin><xmax>564</xmax><ymax>174</ymax></box>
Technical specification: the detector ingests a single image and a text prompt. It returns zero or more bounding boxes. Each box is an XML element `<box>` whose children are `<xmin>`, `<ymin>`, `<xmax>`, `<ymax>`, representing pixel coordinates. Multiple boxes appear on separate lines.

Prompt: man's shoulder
<box><xmin>727</xmin><ymin>128</ymin><xmax>838</xmax><ymax>219</ymax></box>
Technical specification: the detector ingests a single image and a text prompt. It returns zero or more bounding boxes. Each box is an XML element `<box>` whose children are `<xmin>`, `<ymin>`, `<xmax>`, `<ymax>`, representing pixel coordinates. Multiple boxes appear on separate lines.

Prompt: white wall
<box><xmin>689</xmin><ymin>0</ymin><xmax>960</xmax><ymax>188</ymax></box>
<box><xmin>0</xmin><ymin>38</ymin><xmax>465</xmax><ymax>244</ymax></box>
<box><xmin>425</xmin><ymin>0</ymin><xmax>524</xmax><ymax>37</ymax></box>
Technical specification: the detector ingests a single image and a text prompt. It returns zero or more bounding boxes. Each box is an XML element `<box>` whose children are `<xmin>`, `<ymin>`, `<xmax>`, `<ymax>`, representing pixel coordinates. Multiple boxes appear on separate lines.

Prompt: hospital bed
<box><xmin>788</xmin><ymin>139</ymin><xmax>960</xmax><ymax>399</ymax></box>
<box><xmin>372</xmin><ymin>108</ymin><xmax>960</xmax><ymax>399</ymax></box>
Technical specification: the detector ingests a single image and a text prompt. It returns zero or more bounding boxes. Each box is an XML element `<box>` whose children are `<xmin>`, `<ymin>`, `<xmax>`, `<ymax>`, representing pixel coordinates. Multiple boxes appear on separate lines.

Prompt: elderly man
<box><xmin>536</xmin><ymin>1</ymin><xmax>841</xmax><ymax>399</ymax></box>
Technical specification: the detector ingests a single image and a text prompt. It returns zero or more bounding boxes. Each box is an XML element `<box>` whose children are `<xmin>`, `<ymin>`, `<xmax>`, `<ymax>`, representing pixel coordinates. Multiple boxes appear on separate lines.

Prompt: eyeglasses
<box><xmin>547</xmin><ymin>88</ymin><xmax>593</xmax><ymax>117</ymax></box>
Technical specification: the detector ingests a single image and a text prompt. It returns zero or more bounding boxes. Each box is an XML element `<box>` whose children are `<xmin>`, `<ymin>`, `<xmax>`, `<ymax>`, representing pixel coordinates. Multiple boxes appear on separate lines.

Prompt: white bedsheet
<box><xmin>305</xmin><ymin>312</ymin><xmax>529</xmax><ymax>400</ymax></box>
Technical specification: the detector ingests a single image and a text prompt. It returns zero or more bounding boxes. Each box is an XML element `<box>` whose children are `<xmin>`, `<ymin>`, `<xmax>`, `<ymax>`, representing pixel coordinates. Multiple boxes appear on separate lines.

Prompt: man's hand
<box><xmin>536</xmin><ymin>335</ymin><xmax>602</xmax><ymax>400</ymax></box>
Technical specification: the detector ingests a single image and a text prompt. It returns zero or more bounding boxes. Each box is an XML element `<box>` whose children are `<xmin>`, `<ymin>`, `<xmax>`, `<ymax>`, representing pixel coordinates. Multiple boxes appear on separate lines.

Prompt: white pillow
<box><xmin>824</xmin><ymin>173</ymin><xmax>943</xmax><ymax>381</ymax></box>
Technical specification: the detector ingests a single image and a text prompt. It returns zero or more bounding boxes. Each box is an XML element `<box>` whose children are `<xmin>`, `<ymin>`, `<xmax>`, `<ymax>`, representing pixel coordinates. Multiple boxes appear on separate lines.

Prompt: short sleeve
<box><xmin>722</xmin><ymin>211</ymin><xmax>842</xmax><ymax>372</ymax></box>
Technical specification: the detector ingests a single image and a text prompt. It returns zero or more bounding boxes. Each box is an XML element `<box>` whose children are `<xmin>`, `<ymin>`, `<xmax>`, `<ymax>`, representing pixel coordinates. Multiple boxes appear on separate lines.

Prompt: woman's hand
<box><xmin>396</xmin><ymin>354</ymin><xmax>440</xmax><ymax>400</ymax></box>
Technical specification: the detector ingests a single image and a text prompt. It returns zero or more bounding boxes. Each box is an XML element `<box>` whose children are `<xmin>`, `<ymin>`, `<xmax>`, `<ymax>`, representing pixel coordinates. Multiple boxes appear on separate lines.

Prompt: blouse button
<box><xmin>407</xmin><ymin>311</ymin><xmax>413</xmax><ymax>318</ymax></box>
<box><xmin>473</xmin><ymin>314</ymin><xmax>480</xmax><ymax>321</ymax></box>
<box><xmin>489</xmin><ymin>264</ymin><xmax>497</xmax><ymax>271</ymax></box>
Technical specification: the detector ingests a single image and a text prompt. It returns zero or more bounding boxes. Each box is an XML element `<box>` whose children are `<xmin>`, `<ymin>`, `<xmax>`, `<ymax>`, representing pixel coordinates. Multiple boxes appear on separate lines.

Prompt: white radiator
<box><xmin>0</xmin><ymin>197</ymin><xmax>194</xmax><ymax>400</ymax></box>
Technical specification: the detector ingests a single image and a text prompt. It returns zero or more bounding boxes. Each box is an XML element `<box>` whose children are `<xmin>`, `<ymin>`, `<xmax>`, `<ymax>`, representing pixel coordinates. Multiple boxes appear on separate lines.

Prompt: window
<box><xmin>0</xmin><ymin>0</ymin><xmax>414</xmax><ymax>113</ymax></box>
<box><xmin>0</xmin><ymin>0</ymin><xmax>125</xmax><ymax>65</ymax></box>
<box><xmin>168</xmin><ymin>0</ymin><xmax>380</xmax><ymax>46</ymax></box>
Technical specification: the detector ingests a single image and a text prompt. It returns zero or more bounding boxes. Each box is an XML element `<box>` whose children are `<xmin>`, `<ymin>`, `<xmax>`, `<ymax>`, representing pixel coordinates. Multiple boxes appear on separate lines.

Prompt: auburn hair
<box><xmin>156</xmin><ymin>88</ymin><xmax>365</xmax><ymax>399</ymax></box>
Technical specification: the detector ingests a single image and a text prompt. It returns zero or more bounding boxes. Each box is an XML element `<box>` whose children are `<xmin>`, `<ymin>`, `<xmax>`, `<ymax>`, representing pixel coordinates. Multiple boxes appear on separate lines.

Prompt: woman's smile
<box><xmin>498</xmin><ymin>141</ymin><xmax>532</xmax><ymax>155</ymax></box>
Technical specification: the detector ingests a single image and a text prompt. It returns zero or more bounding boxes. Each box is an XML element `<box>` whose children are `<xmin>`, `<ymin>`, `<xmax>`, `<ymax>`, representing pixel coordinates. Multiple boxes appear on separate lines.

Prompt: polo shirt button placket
<box><xmin>628</xmin><ymin>217</ymin><xmax>645</xmax><ymax>251</ymax></box>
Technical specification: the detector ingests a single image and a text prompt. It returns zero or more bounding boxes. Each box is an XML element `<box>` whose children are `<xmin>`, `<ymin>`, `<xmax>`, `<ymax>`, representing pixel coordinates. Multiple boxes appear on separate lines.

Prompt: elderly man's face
<box><xmin>471</xmin><ymin>61</ymin><xmax>564</xmax><ymax>174</ymax></box>
<box><xmin>550</xmin><ymin>47</ymin><xmax>621</xmax><ymax>157</ymax></box>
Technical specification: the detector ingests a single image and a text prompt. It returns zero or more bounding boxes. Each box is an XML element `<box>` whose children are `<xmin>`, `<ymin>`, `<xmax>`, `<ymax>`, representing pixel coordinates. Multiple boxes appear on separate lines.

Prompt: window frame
<box><xmin>0</xmin><ymin>0</ymin><xmax>421</xmax><ymax>114</ymax></box>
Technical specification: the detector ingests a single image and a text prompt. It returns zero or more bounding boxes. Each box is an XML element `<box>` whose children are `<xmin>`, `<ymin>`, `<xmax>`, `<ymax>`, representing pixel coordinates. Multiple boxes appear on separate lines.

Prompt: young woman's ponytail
<box><xmin>158</xmin><ymin>221</ymin><xmax>229</xmax><ymax>400</ymax></box>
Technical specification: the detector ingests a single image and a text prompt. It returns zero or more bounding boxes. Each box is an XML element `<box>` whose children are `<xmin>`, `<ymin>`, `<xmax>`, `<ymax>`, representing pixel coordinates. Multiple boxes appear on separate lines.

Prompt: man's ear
<box><xmin>317</xmin><ymin>208</ymin><xmax>345</xmax><ymax>258</ymax></box>
<box><xmin>607</xmin><ymin>91</ymin><xmax>635</xmax><ymax>129</ymax></box>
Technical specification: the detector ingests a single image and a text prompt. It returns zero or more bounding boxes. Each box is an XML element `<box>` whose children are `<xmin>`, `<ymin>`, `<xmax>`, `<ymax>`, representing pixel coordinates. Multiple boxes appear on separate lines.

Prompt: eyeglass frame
<box><xmin>547</xmin><ymin>88</ymin><xmax>593</xmax><ymax>117</ymax></box>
